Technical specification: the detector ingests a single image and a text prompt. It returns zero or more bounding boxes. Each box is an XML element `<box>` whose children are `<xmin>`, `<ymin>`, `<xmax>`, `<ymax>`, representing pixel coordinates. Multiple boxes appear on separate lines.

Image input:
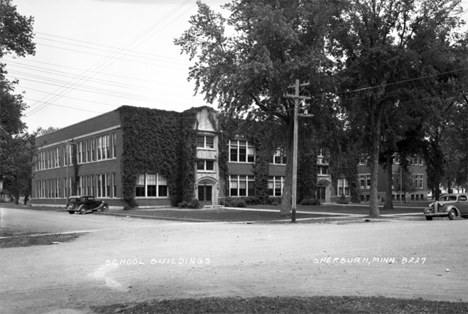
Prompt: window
<box><xmin>359</xmin><ymin>174</ymin><xmax>371</xmax><ymax>189</ymax></box>
<box><xmin>271</xmin><ymin>149</ymin><xmax>286</xmax><ymax>164</ymax></box>
<box><xmin>229</xmin><ymin>175</ymin><xmax>255</xmax><ymax>197</ymax></box>
<box><xmin>135</xmin><ymin>173</ymin><xmax>168</xmax><ymax>198</ymax></box>
<box><xmin>197</xmin><ymin>160</ymin><xmax>214</xmax><ymax>171</ymax></box>
<box><xmin>413</xmin><ymin>174</ymin><xmax>424</xmax><ymax>189</ymax></box>
<box><xmin>338</xmin><ymin>178</ymin><xmax>350</xmax><ymax>196</ymax></box>
<box><xmin>197</xmin><ymin>135</ymin><xmax>215</xmax><ymax>148</ymax></box>
<box><xmin>78</xmin><ymin>142</ymin><xmax>83</xmax><ymax>164</ymax></box>
<box><xmin>97</xmin><ymin>137</ymin><xmax>102</xmax><ymax>160</ymax></box>
<box><xmin>229</xmin><ymin>140</ymin><xmax>255</xmax><ymax>163</ymax></box>
<box><xmin>359</xmin><ymin>156</ymin><xmax>367</xmax><ymax>165</ymax></box>
<box><xmin>318</xmin><ymin>166</ymin><xmax>328</xmax><ymax>175</ymax></box>
<box><xmin>113</xmin><ymin>173</ymin><xmax>117</xmax><ymax>197</ymax></box>
<box><xmin>268</xmin><ymin>176</ymin><xmax>284</xmax><ymax>196</ymax></box>
<box><xmin>91</xmin><ymin>138</ymin><xmax>96</xmax><ymax>161</ymax></box>
<box><xmin>112</xmin><ymin>133</ymin><xmax>117</xmax><ymax>158</ymax></box>
<box><xmin>135</xmin><ymin>174</ymin><xmax>145</xmax><ymax>197</ymax></box>
<box><xmin>97</xmin><ymin>174</ymin><xmax>107</xmax><ymax>197</ymax></box>
<box><xmin>147</xmin><ymin>174</ymin><xmax>157</xmax><ymax>196</ymax></box>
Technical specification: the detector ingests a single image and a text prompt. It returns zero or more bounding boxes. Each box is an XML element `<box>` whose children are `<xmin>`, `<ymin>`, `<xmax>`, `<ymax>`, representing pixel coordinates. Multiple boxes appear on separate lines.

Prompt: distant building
<box><xmin>357</xmin><ymin>156</ymin><xmax>427</xmax><ymax>202</ymax></box>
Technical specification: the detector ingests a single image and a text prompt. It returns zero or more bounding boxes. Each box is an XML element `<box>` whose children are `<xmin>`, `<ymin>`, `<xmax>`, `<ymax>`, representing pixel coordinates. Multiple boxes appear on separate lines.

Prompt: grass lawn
<box><xmin>247</xmin><ymin>203</ymin><xmax>425</xmax><ymax>215</ymax></box>
<box><xmin>0</xmin><ymin>233</ymin><xmax>83</xmax><ymax>248</ymax></box>
<box><xmin>102</xmin><ymin>208</ymin><xmax>342</xmax><ymax>222</ymax></box>
<box><xmin>90</xmin><ymin>296</ymin><xmax>468</xmax><ymax>314</ymax></box>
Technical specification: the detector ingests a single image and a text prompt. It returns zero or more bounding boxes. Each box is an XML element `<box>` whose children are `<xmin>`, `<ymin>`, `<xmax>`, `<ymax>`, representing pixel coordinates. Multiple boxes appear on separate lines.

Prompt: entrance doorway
<box><xmin>316</xmin><ymin>186</ymin><xmax>326</xmax><ymax>202</ymax></box>
<box><xmin>198</xmin><ymin>184</ymin><xmax>212</xmax><ymax>206</ymax></box>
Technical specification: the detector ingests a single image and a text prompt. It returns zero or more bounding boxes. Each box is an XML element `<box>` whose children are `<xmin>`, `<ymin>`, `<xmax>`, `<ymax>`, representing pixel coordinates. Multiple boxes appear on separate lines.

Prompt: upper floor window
<box><xmin>317</xmin><ymin>166</ymin><xmax>329</xmax><ymax>175</ymax></box>
<box><xmin>197</xmin><ymin>160</ymin><xmax>214</xmax><ymax>171</ymax></box>
<box><xmin>413</xmin><ymin>174</ymin><xmax>424</xmax><ymax>189</ymax></box>
<box><xmin>197</xmin><ymin>135</ymin><xmax>214</xmax><ymax>149</ymax></box>
<box><xmin>271</xmin><ymin>149</ymin><xmax>286</xmax><ymax>165</ymax></box>
<box><xmin>359</xmin><ymin>174</ymin><xmax>371</xmax><ymax>190</ymax></box>
<box><xmin>229</xmin><ymin>140</ymin><xmax>255</xmax><ymax>163</ymax></box>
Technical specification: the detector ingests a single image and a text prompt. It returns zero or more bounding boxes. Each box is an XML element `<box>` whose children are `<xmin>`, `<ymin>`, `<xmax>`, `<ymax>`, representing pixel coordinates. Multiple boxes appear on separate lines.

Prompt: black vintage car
<box><xmin>66</xmin><ymin>195</ymin><xmax>109</xmax><ymax>214</ymax></box>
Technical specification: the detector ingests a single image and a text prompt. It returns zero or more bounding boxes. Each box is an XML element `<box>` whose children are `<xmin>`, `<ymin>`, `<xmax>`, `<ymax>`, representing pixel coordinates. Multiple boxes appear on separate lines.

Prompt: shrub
<box><xmin>123</xmin><ymin>198</ymin><xmax>138</xmax><ymax>210</ymax></box>
<box><xmin>300</xmin><ymin>198</ymin><xmax>321</xmax><ymax>206</ymax></box>
<box><xmin>337</xmin><ymin>194</ymin><xmax>349</xmax><ymax>204</ymax></box>
<box><xmin>268</xmin><ymin>197</ymin><xmax>281</xmax><ymax>206</ymax></box>
<box><xmin>231</xmin><ymin>198</ymin><xmax>247</xmax><ymax>208</ymax></box>
<box><xmin>243</xmin><ymin>196</ymin><xmax>260</xmax><ymax>205</ymax></box>
<box><xmin>187</xmin><ymin>199</ymin><xmax>202</xmax><ymax>209</ymax></box>
<box><xmin>178</xmin><ymin>201</ymin><xmax>188</xmax><ymax>208</ymax></box>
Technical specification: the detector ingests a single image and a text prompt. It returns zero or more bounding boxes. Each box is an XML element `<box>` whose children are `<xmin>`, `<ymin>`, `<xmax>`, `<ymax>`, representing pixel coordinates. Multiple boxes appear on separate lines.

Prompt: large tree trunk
<box><xmin>384</xmin><ymin>153</ymin><xmax>394</xmax><ymax>209</ymax></box>
<box><xmin>369</xmin><ymin>111</ymin><xmax>381</xmax><ymax>218</ymax></box>
<box><xmin>280</xmin><ymin>120</ymin><xmax>294</xmax><ymax>216</ymax></box>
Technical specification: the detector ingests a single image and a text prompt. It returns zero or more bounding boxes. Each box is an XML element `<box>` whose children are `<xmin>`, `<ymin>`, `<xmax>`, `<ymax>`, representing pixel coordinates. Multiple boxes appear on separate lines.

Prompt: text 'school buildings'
<box><xmin>31</xmin><ymin>106</ymin><xmax>427</xmax><ymax>208</ymax></box>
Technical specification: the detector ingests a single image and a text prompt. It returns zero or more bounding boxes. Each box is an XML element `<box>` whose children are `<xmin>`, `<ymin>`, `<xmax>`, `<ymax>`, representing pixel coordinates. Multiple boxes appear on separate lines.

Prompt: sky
<box><xmin>4</xmin><ymin>0</ymin><xmax>468</xmax><ymax>133</ymax></box>
<box><xmin>4</xmin><ymin>0</ymin><xmax>226</xmax><ymax>132</ymax></box>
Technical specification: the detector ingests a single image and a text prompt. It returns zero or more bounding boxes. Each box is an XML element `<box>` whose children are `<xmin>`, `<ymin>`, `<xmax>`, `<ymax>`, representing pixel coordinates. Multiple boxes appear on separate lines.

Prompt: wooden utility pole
<box><xmin>285</xmin><ymin>80</ymin><xmax>311</xmax><ymax>223</ymax></box>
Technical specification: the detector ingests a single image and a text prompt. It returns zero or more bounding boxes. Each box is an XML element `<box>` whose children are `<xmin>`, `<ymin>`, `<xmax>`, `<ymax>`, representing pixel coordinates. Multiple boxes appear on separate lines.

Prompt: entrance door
<box><xmin>198</xmin><ymin>185</ymin><xmax>212</xmax><ymax>206</ymax></box>
<box><xmin>316</xmin><ymin>186</ymin><xmax>326</xmax><ymax>202</ymax></box>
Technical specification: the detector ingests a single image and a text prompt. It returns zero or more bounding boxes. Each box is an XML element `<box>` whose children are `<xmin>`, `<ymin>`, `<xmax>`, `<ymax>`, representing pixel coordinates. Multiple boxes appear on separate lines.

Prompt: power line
<box><xmin>35</xmin><ymin>32</ymin><xmax>189</xmax><ymax>65</ymax></box>
<box><xmin>26</xmin><ymin>0</ymin><xmax>196</xmax><ymax>116</ymax></box>
<box><xmin>4</xmin><ymin>58</ymin><xmax>190</xmax><ymax>89</ymax></box>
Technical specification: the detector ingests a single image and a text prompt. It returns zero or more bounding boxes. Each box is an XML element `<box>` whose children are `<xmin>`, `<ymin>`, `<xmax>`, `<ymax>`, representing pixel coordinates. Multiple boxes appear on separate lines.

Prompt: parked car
<box><xmin>66</xmin><ymin>195</ymin><xmax>109</xmax><ymax>214</ymax></box>
<box><xmin>424</xmin><ymin>193</ymin><xmax>468</xmax><ymax>220</ymax></box>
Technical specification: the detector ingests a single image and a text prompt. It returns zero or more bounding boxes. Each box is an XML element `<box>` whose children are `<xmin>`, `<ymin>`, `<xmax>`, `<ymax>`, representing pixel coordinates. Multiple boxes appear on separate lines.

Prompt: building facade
<box><xmin>33</xmin><ymin>106</ymin><xmax>427</xmax><ymax>208</ymax></box>
<box><xmin>357</xmin><ymin>156</ymin><xmax>428</xmax><ymax>202</ymax></box>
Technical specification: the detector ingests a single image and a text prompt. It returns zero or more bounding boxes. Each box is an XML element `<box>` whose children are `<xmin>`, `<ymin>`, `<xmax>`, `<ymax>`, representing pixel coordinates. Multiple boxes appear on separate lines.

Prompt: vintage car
<box><xmin>424</xmin><ymin>193</ymin><xmax>468</xmax><ymax>220</ymax></box>
<box><xmin>66</xmin><ymin>195</ymin><xmax>109</xmax><ymax>214</ymax></box>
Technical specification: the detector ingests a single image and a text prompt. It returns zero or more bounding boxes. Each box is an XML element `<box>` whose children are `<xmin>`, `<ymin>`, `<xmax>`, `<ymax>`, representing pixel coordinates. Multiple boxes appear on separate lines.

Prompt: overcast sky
<box><xmin>4</xmin><ymin>0</ymin><xmax>468</xmax><ymax>133</ymax></box>
<box><xmin>4</xmin><ymin>0</ymin><xmax>226</xmax><ymax>132</ymax></box>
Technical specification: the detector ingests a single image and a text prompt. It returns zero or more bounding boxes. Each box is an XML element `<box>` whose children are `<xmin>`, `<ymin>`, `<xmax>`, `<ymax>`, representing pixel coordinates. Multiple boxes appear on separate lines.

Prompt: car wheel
<box><xmin>425</xmin><ymin>216</ymin><xmax>432</xmax><ymax>221</ymax></box>
<box><xmin>448</xmin><ymin>209</ymin><xmax>456</xmax><ymax>220</ymax></box>
<box><xmin>68</xmin><ymin>211</ymin><xmax>75</xmax><ymax>214</ymax></box>
<box><xmin>101</xmin><ymin>204</ymin><xmax>109</xmax><ymax>212</ymax></box>
<box><xmin>79</xmin><ymin>206</ymin><xmax>87</xmax><ymax>215</ymax></box>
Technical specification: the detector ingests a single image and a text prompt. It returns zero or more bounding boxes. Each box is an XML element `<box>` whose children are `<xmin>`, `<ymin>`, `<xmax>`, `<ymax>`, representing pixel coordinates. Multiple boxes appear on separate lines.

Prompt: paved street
<box><xmin>0</xmin><ymin>206</ymin><xmax>467</xmax><ymax>314</ymax></box>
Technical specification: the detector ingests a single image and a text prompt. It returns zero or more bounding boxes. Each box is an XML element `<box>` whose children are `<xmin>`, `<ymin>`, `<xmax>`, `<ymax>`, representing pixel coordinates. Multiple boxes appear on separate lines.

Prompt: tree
<box><xmin>175</xmin><ymin>0</ymin><xmax>336</xmax><ymax>216</ymax></box>
<box><xmin>3</xmin><ymin>133</ymin><xmax>35</xmax><ymax>204</ymax></box>
<box><xmin>36</xmin><ymin>126</ymin><xmax>59</xmax><ymax>136</ymax></box>
<box><xmin>329</xmin><ymin>0</ymin><xmax>466</xmax><ymax>217</ymax></box>
<box><xmin>1</xmin><ymin>0</ymin><xmax>36</xmax><ymax>203</ymax></box>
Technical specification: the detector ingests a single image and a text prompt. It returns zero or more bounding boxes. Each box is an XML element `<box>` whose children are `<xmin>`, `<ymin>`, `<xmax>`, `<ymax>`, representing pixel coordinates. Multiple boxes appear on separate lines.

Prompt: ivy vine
<box><xmin>119</xmin><ymin>106</ymin><xmax>201</xmax><ymax>207</ymax></box>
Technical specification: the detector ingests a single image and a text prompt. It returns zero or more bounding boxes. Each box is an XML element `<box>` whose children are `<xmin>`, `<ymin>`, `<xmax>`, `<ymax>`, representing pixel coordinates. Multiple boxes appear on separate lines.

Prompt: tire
<box><xmin>68</xmin><ymin>211</ymin><xmax>75</xmax><ymax>215</ymax></box>
<box><xmin>425</xmin><ymin>216</ymin><xmax>433</xmax><ymax>221</ymax></box>
<box><xmin>448</xmin><ymin>209</ymin><xmax>456</xmax><ymax>220</ymax></box>
<box><xmin>79</xmin><ymin>206</ymin><xmax>87</xmax><ymax>215</ymax></box>
<box><xmin>101</xmin><ymin>204</ymin><xmax>109</xmax><ymax>212</ymax></box>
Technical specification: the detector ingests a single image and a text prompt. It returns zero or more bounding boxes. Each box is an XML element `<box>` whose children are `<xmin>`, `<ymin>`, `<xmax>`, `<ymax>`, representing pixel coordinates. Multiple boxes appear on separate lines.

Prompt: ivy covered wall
<box><xmin>118</xmin><ymin>106</ymin><xmax>203</xmax><ymax>207</ymax></box>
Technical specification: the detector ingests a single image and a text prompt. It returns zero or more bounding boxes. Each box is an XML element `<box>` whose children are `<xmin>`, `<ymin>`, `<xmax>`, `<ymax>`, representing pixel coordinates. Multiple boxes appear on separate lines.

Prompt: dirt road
<box><xmin>0</xmin><ymin>210</ymin><xmax>467</xmax><ymax>314</ymax></box>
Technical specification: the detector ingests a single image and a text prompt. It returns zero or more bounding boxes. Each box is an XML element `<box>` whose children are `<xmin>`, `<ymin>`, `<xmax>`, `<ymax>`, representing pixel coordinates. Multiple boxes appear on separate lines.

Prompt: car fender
<box><xmin>444</xmin><ymin>205</ymin><xmax>460</xmax><ymax>216</ymax></box>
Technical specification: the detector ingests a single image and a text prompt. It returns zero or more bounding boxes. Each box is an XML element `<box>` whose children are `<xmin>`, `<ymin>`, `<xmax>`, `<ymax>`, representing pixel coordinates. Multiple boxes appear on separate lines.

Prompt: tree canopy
<box><xmin>175</xmin><ymin>0</ymin><xmax>338</xmax><ymax>215</ymax></box>
<box><xmin>1</xmin><ymin>0</ymin><xmax>36</xmax><ymax>202</ymax></box>
<box><xmin>177</xmin><ymin>0</ymin><xmax>467</xmax><ymax>216</ymax></box>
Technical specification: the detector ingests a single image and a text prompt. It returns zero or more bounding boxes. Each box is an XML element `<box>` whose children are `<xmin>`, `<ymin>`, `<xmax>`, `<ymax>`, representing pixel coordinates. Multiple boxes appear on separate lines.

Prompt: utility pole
<box><xmin>285</xmin><ymin>79</ymin><xmax>311</xmax><ymax>223</ymax></box>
